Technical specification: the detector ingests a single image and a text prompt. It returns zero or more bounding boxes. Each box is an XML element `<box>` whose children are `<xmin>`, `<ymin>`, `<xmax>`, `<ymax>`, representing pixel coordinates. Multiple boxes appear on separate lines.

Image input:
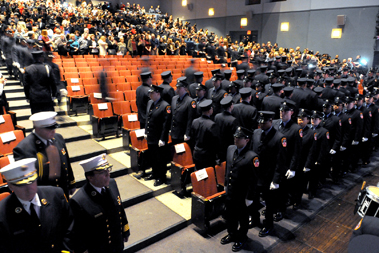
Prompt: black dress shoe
<box><xmin>154</xmin><ymin>179</ymin><xmax>164</xmax><ymax>186</ymax></box>
<box><xmin>273</xmin><ymin>212</ymin><xmax>283</xmax><ymax>222</ymax></box>
<box><xmin>259</xmin><ymin>226</ymin><xmax>273</xmax><ymax>237</ymax></box>
<box><xmin>220</xmin><ymin>234</ymin><xmax>234</xmax><ymax>245</ymax></box>
<box><xmin>133</xmin><ymin>171</ymin><xmax>146</xmax><ymax>179</ymax></box>
<box><xmin>144</xmin><ymin>174</ymin><xmax>155</xmax><ymax>181</ymax></box>
<box><xmin>232</xmin><ymin>238</ymin><xmax>247</xmax><ymax>252</ymax></box>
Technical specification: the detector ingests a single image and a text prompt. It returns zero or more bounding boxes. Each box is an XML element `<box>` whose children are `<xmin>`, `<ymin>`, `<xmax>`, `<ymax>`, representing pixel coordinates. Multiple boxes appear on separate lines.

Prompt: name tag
<box><xmin>94</xmin><ymin>212</ymin><xmax>103</xmax><ymax>218</ymax></box>
<box><xmin>195</xmin><ymin>168</ymin><xmax>208</xmax><ymax>181</ymax></box>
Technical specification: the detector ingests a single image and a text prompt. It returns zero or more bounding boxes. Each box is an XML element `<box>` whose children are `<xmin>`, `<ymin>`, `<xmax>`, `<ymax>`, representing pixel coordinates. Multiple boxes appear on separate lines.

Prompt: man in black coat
<box><xmin>136</xmin><ymin>72</ymin><xmax>152</xmax><ymax>128</ymax></box>
<box><xmin>204</xmin><ymin>68</ymin><xmax>220</xmax><ymax>90</ymax></box>
<box><xmin>170</xmin><ymin>77</ymin><xmax>196</xmax><ymax>145</ymax></box>
<box><xmin>321</xmin><ymin>78</ymin><xmax>337</xmax><ymax>101</ymax></box>
<box><xmin>194</xmin><ymin>83</ymin><xmax>207</xmax><ymax>119</ymax></box>
<box><xmin>190</xmin><ymin>100</ymin><xmax>220</xmax><ymax>170</ymax></box>
<box><xmin>272</xmin><ymin>100</ymin><xmax>302</xmax><ymax>220</ymax></box>
<box><xmin>207</xmin><ymin>73</ymin><xmax>228</xmax><ymax>118</ymax></box>
<box><xmin>220</xmin><ymin>127</ymin><xmax>258</xmax><ymax>252</ymax></box>
<box><xmin>228</xmin><ymin>81</ymin><xmax>241</xmax><ymax>105</ymax></box>
<box><xmin>0</xmin><ymin>158</ymin><xmax>74</xmax><ymax>253</ymax></box>
<box><xmin>24</xmin><ymin>51</ymin><xmax>57</xmax><ymax>114</ymax></box>
<box><xmin>356</xmin><ymin>94</ymin><xmax>372</xmax><ymax>165</ymax></box>
<box><xmin>232</xmin><ymin>87</ymin><xmax>258</xmax><ymax>130</ymax></box>
<box><xmin>158</xmin><ymin>71</ymin><xmax>175</xmax><ymax>104</ymax></box>
<box><xmin>321</xmin><ymin>100</ymin><xmax>342</xmax><ymax>182</ymax></box>
<box><xmin>291</xmin><ymin>78</ymin><xmax>311</xmax><ymax>110</ymax></box>
<box><xmin>13</xmin><ymin>111</ymin><xmax>76</xmax><ymax>198</ymax></box>
<box><xmin>261</xmin><ymin>83</ymin><xmax>284</xmax><ymax>119</ymax></box>
<box><xmin>236</xmin><ymin>55</ymin><xmax>249</xmax><ymax>74</ymax></box>
<box><xmin>144</xmin><ymin>85</ymin><xmax>172</xmax><ymax>186</ymax></box>
<box><xmin>188</xmin><ymin>71</ymin><xmax>204</xmax><ymax>99</ymax></box>
<box><xmin>345</xmin><ymin>96</ymin><xmax>364</xmax><ymax>171</ymax></box>
<box><xmin>70</xmin><ymin>154</ymin><xmax>130</xmax><ymax>253</ymax></box>
<box><xmin>214</xmin><ymin>96</ymin><xmax>238</xmax><ymax>162</ymax></box>
<box><xmin>184</xmin><ymin>59</ymin><xmax>196</xmax><ymax>85</ymax></box>
<box><xmin>250</xmin><ymin>111</ymin><xmax>287</xmax><ymax>237</ymax></box>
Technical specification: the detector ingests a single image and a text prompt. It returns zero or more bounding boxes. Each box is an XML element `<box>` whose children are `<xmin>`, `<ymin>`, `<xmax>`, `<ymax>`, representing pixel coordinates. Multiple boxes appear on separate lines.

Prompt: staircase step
<box><xmin>66</xmin><ymin>139</ymin><xmax>107</xmax><ymax>163</ymax></box>
<box><xmin>123</xmin><ymin>198</ymin><xmax>187</xmax><ymax>252</ymax></box>
<box><xmin>56</xmin><ymin>126</ymin><xmax>91</xmax><ymax>143</ymax></box>
<box><xmin>4</xmin><ymin>84</ymin><xmax>23</xmax><ymax>93</ymax></box>
<box><xmin>5</xmin><ymin>92</ymin><xmax>26</xmax><ymax>101</ymax></box>
<box><xmin>8</xmin><ymin>100</ymin><xmax>30</xmax><ymax>110</ymax></box>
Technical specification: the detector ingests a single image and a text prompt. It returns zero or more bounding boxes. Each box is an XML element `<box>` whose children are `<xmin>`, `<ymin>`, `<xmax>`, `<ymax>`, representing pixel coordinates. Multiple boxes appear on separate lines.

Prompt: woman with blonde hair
<box><xmin>98</xmin><ymin>35</ymin><xmax>108</xmax><ymax>56</ymax></box>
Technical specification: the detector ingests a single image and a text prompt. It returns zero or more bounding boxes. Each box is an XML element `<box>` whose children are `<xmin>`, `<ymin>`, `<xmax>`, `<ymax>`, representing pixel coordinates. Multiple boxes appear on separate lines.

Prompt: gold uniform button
<box><xmin>107</xmin><ymin>225</ymin><xmax>109</xmax><ymax>228</ymax></box>
<box><xmin>119</xmin><ymin>212</ymin><xmax>121</xmax><ymax>214</ymax></box>
<box><xmin>108</xmin><ymin>230</ymin><xmax>110</xmax><ymax>233</ymax></box>
<box><xmin>109</xmin><ymin>240</ymin><xmax>111</xmax><ymax>244</ymax></box>
<box><xmin>51</xmin><ymin>244</ymin><xmax>54</xmax><ymax>248</ymax></box>
<box><xmin>120</xmin><ymin>217</ymin><xmax>122</xmax><ymax>220</ymax></box>
<box><xmin>106</xmin><ymin>219</ymin><xmax>108</xmax><ymax>222</ymax></box>
<box><xmin>63</xmin><ymin>162</ymin><xmax>65</xmax><ymax>165</ymax></box>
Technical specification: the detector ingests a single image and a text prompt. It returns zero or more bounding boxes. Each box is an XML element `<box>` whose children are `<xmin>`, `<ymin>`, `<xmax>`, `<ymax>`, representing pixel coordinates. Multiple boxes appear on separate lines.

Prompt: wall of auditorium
<box><xmin>170</xmin><ymin>0</ymin><xmax>378</xmax><ymax>66</ymax></box>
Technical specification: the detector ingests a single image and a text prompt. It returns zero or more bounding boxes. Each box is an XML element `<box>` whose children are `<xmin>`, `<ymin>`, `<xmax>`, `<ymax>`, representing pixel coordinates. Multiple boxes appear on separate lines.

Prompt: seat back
<box><xmin>130</xmin><ymin>100</ymin><xmax>138</xmax><ymax>112</ymax></box>
<box><xmin>172</xmin><ymin>142</ymin><xmax>194</xmax><ymax>166</ymax></box>
<box><xmin>113</xmin><ymin>101</ymin><xmax>131</xmax><ymax>115</ymax></box>
<box><xmin>0</xmin><ymin>156</ymin><xmax>10</xmax><ymax>186</ymax></box>
<box><xmin>67</xmin><ymin>85</ymin><xmax>86</xmax><ymax>97</ymax></box>
<box><xmin>0</xmin><ymin>114</ymin><xmax>15</xmax><ymax>134</ymax></box>
<box><xmin>124</xmin><ymin>90</ymin><xmax>136</xmax><ymax>101</ymax></box>
<box><xmin>93</xmin><ymin>103</ymin><xmax>114</xmax><ymax>118</ymax></box>
<box><xmin>130</xmin><ymin>130</ymin><xmax>148</xmax><ymax>150</ymax></box>
<box><xmin>0</xmin><ymin>130</ymin><xmax>24</xmax><ymax>156</ymax></box>
<box><xmin>0</xmin><ymin>192</ymin><xmax>10</xmax><ymax>201</ymax></box>
<box><xmin>215</xmin><ymin>161</ymin><xmax>226</xmax><ymax>187</ymax></box>
<box><xmin>122</xmin><ymin>113</ymin><xmax>139</xmax><ymax>130</ymax></box>
<box><xmin>191</xmin><ymin>167</ymin><xmax>218</xmax><ymax>199</ymax></box>
<box><xmin>108</xmin><ymin>91</ymin><xmax>124</xmax><ymax>101</ymax></box>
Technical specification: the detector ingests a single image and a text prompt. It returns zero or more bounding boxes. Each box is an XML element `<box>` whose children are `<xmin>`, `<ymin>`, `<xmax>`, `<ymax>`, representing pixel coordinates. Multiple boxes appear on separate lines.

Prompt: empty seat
<box><xmin>108</xmin><ymin>91</ymin><xmax>124</xmax><ymax>101</ymax></box>
<box><xmin>129</xmin><ymin>130</ymin><xmax>149</xmax><ymax>172</ymax></box>
<box><xmin>190</xmin><ymin>167</ymin><xmax>226</xmax><ymax>231</ymax></box>
<box><xmin>66</xmin><ymin>85</ymin><xmax>89</xmax><ymax>115</ymax></box>
<box><xmin>64</xmin><ymin>72</ymin><xmax>80</xmax><ymax>80</ymax></box>
<box><xmin>0</xmin><ymin>114</ymin><xmax>25</xmax><ymax>136</ymax></box>
<box><xmin>171</xmin><ymin>142</ymin><xmax>196</xmax><ymax>194</ymax></box>
<box><xmin>91</xmin><ymin>103</ymin><xmax>118</xmax><ymax>139</ymax></box>
<box><xmin>130</xmin><ymin>100</ymin><xmax>138</xmax><ymax>112</ymax></box>
<box><xmin>124</xmin><ymin>90</ymin><xmax>136</xmax><ymax>101</ymax></box>
<box><xmin>117</xmin><ymin>83</ymin><xmax>131</xmax><ymax>91</ymax></box>
<box><xmin>0</xmin><ymin>130</ymin><xmax>25</xmax><ymax>156</ymax></box>
<box><xmin>0</xmin><ymin>155</ymin><xmax>10</xmax><ymax>188</ymax></box>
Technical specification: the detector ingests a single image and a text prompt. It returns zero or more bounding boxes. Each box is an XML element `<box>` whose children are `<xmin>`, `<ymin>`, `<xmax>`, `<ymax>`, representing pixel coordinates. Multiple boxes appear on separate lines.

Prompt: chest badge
<box><xmin>166</xmin><ymin>105</ymin><xmax>171</xmax><ymax>114</ymax></box>
<box><xmin>253</xmin><ymin>157</ymin><xmax>259</xmax><ymax>167</ymax></box>
<box><xmin>281</xmin><ymin>137</ymin><xmax>287</xmax><ymax>147</ymax></box>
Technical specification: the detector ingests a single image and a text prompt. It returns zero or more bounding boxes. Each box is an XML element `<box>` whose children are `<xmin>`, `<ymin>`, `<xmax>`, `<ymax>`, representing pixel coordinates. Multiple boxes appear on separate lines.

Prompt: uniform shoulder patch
<box><xmin>239</xmin><ymin>98</ymin><xmax>242</xmax><ymax>103</ymax></box>
<box><xmin>360</xmin><ymin>112</ymin><xmax>363</xmax><ymax>119</ymax></box>
<box><xmin>281</xmin><ymin>137</ymin><xmax>287</xmax><ymax>147</ymax></box>
<box><xmin>253</xmin><ymin>157</ymin><xmax>259</xmax><ymax>167</ymax></box>
<box><xmin>369</xmin><ymin>111</ymin><xmax>372</xmax><ymax>117</ymax></box>
<box><xmin>223</xmin><ymin>93</ymin><xmax>228</xmax><ymax>98</ymax></box>
<box><xmin>339</xmin><ymin>119</ymin><xmax>342</xmax><ymax>126</ymax></box>
<box><xmin>191</xmin><ymin>100</ymin><xmax>196</xmax><ymax>108</ymax></box>
<box><xmin>166</xmin><ymin>105</ymin><xmax>171</xmax><ymax>114</ymax></box>
<box><xmin>349</xmin><ymin>118</ymin><xmax>352</xmax><ymax>124</ymax></box>
<box><xmin>299</xmin><ymin>129</ymin><xmax>303</xmax><ymax>138</ymax></box>
<box><xmin>355</xmin><ymin>218</ymin><xmax>363</xmax><ymax>230</ymax></box>
<box><xmin>326</xmin><ymin>131</ymin><xmax>330</xmax><ymax>140</ymax></box>
<box><xmin>314</xmin><ymin>132</ymin><xmax>317</xmax><ymax>141</ymax></box>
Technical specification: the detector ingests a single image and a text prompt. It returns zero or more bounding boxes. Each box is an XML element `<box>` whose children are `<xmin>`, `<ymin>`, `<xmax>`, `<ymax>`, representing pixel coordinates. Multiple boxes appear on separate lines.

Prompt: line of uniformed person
<box><xmin>135</xmin><ymin>64</ymin><xmax>379</xmax><ymax>251</ymax></box>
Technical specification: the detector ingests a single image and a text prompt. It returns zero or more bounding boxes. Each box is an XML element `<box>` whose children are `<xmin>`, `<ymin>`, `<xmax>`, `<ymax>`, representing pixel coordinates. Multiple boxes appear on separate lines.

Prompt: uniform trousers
<box><xmin>148</xmin><ymin>144</ymin><xmax>167</xmax><ymax>180</ymax></box>
<box><xmin>250</xmin><ymin>186</ymin><xmax>278</xmax><ymax>228</ymax></box>
<box><xmin>30</xmin><ymin>101</ymin><xmax>55</xmax><ymax>114</ymax></box>
<box><xmin>225</xmin><ymin>198</ymin><xmax>249</xmax><ymax>241</ymax></box>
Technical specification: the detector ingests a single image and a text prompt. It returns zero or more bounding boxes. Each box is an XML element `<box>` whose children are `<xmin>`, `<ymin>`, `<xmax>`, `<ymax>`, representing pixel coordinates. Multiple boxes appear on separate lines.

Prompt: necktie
<box><xmin>30</xmin><ymin>203</ymin><xmax>40</xmax><ymax>222</ymax></box>
<box><xmin>101</xmin><ymin>187</ymin><xmax>107</xmax><ymax>195</ymax></box>
<box><xmin>233</xmin><ymin>149</ymin><xmax>238</xmax><ymax>161</ymax></box>
<box><xmin>261</xmin><ymin>131</ymin><xmax>266</xmax><ymax>142</ymax></box>
<box><xmin>45</xmin><ymin>140</ymin><xmax>61</xmax><ymax>180</ymax></box>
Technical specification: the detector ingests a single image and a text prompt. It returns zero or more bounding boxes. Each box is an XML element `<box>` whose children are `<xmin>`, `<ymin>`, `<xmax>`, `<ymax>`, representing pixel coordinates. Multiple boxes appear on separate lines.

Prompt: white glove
<box><xmin>158</xmin><ymin>140</ymin><xmax>165</xmax><ymax>147</ymax></box>
<box><xmin>52</xmin><ymin>97</ymin><xmax>56</xmax><ymax>101</ymax></box>
<box><xmin>270</xmin><ymin>182</ymin><xmax>279</xmax><ymax>190</ymax></box>
<box><xmin>373</xmin><ymin>133</ymin><xmax>378</xmax><ymax>137</ymax></box>
<box><xmin>285</xmin><ymin>170</ymin><xmax>295</xmax><ymax>179</ymax></box>
<box><xmin>352</xmin><ymin>140</ymin><xmax>359</xmax><ymax>145</ymax></box>
<box><xmin>184</xmin><ymin>135</ymin><xmax>190</xmax><ymax>141</ymax></box>
<box><xmin>60</xmin><ymin>89</ymin><xmax>68</xmax><ymax>96</ymax></box>
<box><xmin>12</xmin><ymin>62</ymin><xmax>16</xmax><ymax>67</ymax></box>
<box><xmin>303</xmin><ymin>167</ymin><xmax>311</xmax><ymax>172</ymax></box>
<box><xmin>144</xmin><ymin>134</ymin><xmax>147</xmax><ymax>139</ymax></box>
<box><xmin>245</xmin><ymin>199</ymin><xmax>253</xmax><ymax>206</ymax></box>
<box><xmin>329</xmin><ymin>149</ymin><xmax>337</xmax><ymax>155</ymax></box>
<box><xmin>362</xmin><ymin>137</ymin><xmax>368</xmax><ymax>143</ymax></box>
<box><xmin>340</xmin><ymin>146</ymin><xmax>346</xmax><ymax>151</ymax></box>
<box><xmin>20</xmin><ymin>69</ymin><xmax>25</xmax><ymax>74</ymax></box>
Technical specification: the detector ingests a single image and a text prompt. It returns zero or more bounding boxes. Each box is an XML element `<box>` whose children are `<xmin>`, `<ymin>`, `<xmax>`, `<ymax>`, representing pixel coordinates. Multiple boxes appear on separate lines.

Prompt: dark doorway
<box><xmin>229</xmin><ymin>31</ymin><xmax>258</xmax><ymax>45</ymax></box>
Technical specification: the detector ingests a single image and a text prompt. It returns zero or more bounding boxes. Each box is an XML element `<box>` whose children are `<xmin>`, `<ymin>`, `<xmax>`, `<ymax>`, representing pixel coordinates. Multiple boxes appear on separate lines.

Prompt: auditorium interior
<box><xmin>1</xmin><ymin>0</ymin><xmax>379</xmax><ymax>252</ymax></box>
